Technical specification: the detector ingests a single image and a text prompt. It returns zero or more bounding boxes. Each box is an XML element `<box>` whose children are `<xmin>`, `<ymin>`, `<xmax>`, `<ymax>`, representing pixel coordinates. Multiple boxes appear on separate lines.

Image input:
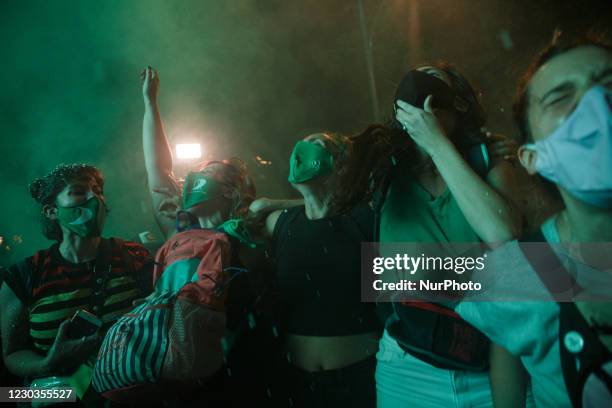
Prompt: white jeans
<box><xmin>376</xmin><ymin>329</ymin><xmax>494</xmax><ymax>408</ymax></box>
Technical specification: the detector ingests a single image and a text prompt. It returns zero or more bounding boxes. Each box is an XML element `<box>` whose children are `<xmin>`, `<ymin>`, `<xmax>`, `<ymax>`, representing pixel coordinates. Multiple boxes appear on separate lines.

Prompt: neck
<box><xmin>295</xmin><ymin>183</ymin><xmax>331</xmax><ymax>220</ymax></box>
<box><xmin>413</xmin><ymin>146</ymin><xmax>436</xmax><ymax>173</ymax></box>
<box><xmin>59</xmin><ymin>231</ymin><xmax>102</xmax><ymax>263</ymax></box>
<box><xmin>197</xmin><ymin>210</ymin><xmax>226</xmax><ymax>229</ymax></box>
<box><xmin>558</xmin><ymin>191</ymin><xmax>612</xmax><ymax>242</ymax></box>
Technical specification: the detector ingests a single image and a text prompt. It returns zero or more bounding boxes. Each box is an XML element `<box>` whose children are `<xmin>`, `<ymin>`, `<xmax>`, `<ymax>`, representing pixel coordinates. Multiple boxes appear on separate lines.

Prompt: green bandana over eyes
<box><xmin>288</xmin><ymin>141</ymin><xmax>334</xmax><ymax>183</ymax></box>
<box><xmin>182</xmin><ymin>172</ymin><xmax>222</xmax><ymax>209</ymax></box>
<box><xmin>57</xmin><ymin>196</ymin><xmax>106</xmax><ymax>238</ymax></box>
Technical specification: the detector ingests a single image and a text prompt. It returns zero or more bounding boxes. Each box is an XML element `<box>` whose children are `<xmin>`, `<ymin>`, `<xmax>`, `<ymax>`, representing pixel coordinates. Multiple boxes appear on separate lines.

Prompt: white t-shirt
<box><xmin>456</xmin><ymin>214</ymin><xmax>572</xmax><ymax>408</ymax></box>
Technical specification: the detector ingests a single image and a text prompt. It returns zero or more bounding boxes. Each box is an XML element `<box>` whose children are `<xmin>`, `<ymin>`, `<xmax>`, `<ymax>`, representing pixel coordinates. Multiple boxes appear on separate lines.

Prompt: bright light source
<box><xmin>176</xmin><ymin>143</ymin><xmax>202</xmax><ymax>159</ymax></box>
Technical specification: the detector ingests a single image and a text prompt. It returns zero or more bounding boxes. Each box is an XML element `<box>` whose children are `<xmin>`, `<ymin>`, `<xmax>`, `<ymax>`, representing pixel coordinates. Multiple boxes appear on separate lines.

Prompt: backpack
<box><xmin>375</xmin><ymin>143</ymin><xmax>492</xmax><ymax>371</ymax></box>
<box><xmin>92</xmin><ymin>227</ymin><xmax>245</xmax><ymax>403</ymax></box>
<box><xmin>520</xmin><ymin>230</ymin><xmax>612</xmax><ymax>408</ymax></box>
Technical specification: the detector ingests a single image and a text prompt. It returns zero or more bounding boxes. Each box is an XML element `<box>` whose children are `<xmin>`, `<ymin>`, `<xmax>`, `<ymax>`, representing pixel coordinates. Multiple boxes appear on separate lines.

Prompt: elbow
<box><xmin>481</xmin><ymin>210</ymin><xmax>523</xmax><ymax>246</ymax></box>
<box><xmin>503</xmin><ymin>213</ymin><xmax>523</xmax><ymax>241</ymax></box>
<box><xmin>484</xmin><ymin>218</ymin><xmax>522</xmax><ymax>247</ymax></box>
<box><xmin>495</xmin><ymin>201</ymin><xmax>524</xmax><ymax>243</ymax></box>
<box><xmin>248</xmin><ymin>197</ymin><xmax>272</xmax><ymax>215</ymax></box>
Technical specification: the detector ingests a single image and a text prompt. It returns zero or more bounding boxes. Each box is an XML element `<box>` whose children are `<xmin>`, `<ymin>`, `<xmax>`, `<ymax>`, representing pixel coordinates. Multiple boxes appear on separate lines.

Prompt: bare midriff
<box><xmin>285</xmin><ymin>331</ymin><xmax>380</xmax><ymax>372</ymax></box>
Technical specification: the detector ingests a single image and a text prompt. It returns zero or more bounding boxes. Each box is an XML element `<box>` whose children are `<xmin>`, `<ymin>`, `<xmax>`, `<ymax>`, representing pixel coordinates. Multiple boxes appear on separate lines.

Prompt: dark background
<box><xmin>1</xmin><ymin>0</ymin><xmax>610</xmax><ymax>265</ymax></box>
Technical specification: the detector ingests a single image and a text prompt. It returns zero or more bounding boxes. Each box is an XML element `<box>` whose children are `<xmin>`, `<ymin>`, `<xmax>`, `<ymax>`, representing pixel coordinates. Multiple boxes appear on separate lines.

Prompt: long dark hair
<box><xmin>325</xmin><ymin>126</ymin><xmax>390</xmax><ymax>213</ymax></box>
<box><xmin>332</xmin><ymin>61</ymin><xmax>487</xmax><ymax>212</ymax></box>
<box><xmin>390</xmin><ymin>61</ymin><xmax>487</xmax><ymax>157</ymax></box>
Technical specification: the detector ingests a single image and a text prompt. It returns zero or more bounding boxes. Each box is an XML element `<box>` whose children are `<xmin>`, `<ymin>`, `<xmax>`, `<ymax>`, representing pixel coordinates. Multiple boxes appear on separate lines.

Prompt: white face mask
<box><xmin>525</xmin><ymin>85</ymin><xmax>612</xmax><ymax>208</ymax></box>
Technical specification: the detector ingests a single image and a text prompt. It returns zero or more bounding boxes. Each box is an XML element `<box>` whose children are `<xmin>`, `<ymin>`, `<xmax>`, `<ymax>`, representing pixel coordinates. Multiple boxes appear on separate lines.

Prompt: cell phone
<box><xmin>68</xmin><ymin>309</ymin><xmax>103</xmax><ymax>339</ymax></box>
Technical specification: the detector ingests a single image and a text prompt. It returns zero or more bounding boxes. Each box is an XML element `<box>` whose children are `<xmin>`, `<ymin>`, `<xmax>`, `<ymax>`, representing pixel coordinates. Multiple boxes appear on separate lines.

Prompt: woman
<box><xmin>0</xmin><ymin>163</ymin><xmax>153</xmax><ymax>406</ymax></box>
<box><xmin>257</xmin><ymin>129</ymin><xmax>384</xmax><ymax>408</ymax></box>
<box><xmin>365</xmin><ymin>62</ymin><xmax>526</xmax><ymax>407</ymax></box>
<box><xmin>141</xmin><ymin>67</ymin><xmax>256</xmax><ymax>241</ymax></box>
<box><xmin>141</xmin><ymin>67</ymin><xmax>300</xmax><ymax>406</ymax></box>
<box><xmin>456</xmin><ymin>34</ymin><xmax>612</xmax><ymax>408</ymax></box>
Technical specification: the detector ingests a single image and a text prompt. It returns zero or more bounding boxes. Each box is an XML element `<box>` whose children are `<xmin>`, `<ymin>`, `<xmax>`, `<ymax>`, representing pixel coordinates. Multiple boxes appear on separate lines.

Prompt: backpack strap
<box><xmin>518</xmin><ymin>236</ymin><xmax>611</xmax><ymax>406</ymax></box>
<box><xmin>518</xmin><ymin>238</ymin><xmax>583</xmax><ymax>296</ymax></box>
<box><xmin>117</xmin><ymin>239</ymin><xmax>153</xmax><ymax>296</ymax></box>
<box><xmin>558</xmin><ymin>301</ymin><xmax>610</xmax><ymax>407</ymax></box>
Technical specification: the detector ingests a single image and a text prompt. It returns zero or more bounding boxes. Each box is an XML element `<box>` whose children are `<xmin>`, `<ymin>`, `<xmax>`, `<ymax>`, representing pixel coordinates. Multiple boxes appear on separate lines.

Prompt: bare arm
<box><xmin>396</xmin><ymin>97</ymin><xmax>522</xmax><ymax>244</ymax></box>
<box><xmin>489</xmin><ymin>343</ymin><xmax>528</xmax><ymax>408</ymax></box>
<box><xmin>247</xmin><ymin>198</ymin><xmax>304</xmax><ymax>239</ymax></box>
<box><xmin>0</xmin><ymin>285</ymin><xmax>99</xmax><ymax>378</ymax></box>
<box><xmin>433</xmin><ymin>147</ymin><xmax>523</xmax><ymax>244</ymax></box>
<box><xmin>142</xmin><ymin>67</ymin><xmax>179</xmax><ymax>240</ymax></box>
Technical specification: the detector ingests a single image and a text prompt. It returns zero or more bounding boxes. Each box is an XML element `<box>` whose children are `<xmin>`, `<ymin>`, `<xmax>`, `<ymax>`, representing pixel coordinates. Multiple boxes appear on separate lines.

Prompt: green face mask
<box><xmin>182</xmin><ymin>172</ymin><xmax>222</xmax><ymax>209</ymax></box>
<box><xmin>57</xmin><ymin>196</ymin><xmax>107</xmax><ymax>238</ymax></box>
<box><xmin>288</xmin><ymin>141</ymin><xmax>334</xmax><ymax>184</ymax></box>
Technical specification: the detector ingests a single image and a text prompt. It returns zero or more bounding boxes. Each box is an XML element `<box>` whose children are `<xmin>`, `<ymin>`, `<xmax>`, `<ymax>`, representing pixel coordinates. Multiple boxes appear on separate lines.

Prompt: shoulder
<box><xmin>10</xmin><ymin>244</ymin><xmax>56</xmax><ymax>275</ymax></box>
<box><xmin>3</xmin><ymin>245</ymin><xmax>55</xmax><ymax>305</ymax></box>
<box><xmin>5</xmin><ymin>257</ymin><xmax>33</xmax><ymax>288</ymax></box>
<box><xmin>280</xmin><ymin>205</ymin><xmax>304</xmax><ymax>220</ymax></box>
<box><xmin>272</xmin><ymin>206</ymin><xmax>304</xmax><ymax>237</ymax></box>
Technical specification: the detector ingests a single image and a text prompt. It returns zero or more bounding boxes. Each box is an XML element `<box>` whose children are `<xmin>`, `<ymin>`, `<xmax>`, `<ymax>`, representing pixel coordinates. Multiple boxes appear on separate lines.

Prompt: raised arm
<box><xmin>396</xmin><ymin>97</ymin><xmax>522</xmax><ymax>244</ymax></box>
<box><xmin>431</xmin><ymin>142</ymin><xmax>522</xmax><ymax>244</ymax></box>
<box><xmin>142</xmin><ymin>67</ymin><xmax>179</xmax><ymax>239</ymax></box>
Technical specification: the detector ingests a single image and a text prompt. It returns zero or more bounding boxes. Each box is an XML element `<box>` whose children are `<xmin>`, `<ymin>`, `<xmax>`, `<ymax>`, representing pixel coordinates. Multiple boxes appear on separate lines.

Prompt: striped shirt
<box><xmin>3</xmin><ymin>238</ymin><xmax>153</xmax><ymax>353</ymax></box>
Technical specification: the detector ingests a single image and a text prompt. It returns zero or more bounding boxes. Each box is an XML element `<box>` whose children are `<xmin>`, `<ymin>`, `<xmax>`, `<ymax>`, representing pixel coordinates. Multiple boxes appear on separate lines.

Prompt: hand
<box><xmin>141</xmin><ymin>66</ymin><xmax>160</xmax><ymax>105</ymax></box>
<box><xmin>245</xmin><ymin>198</ymin><xmax>273</xmax><ymax>232</ymax></box>
<box><xmin>396</xmin><ymin>95</ymin><xmax>452</xmax><ymax>157</ymax></box>
<box><xmin>247</xmin><ymin>197</ymin><xmax>273</xmax><ymax>219</ymax></box>
<box><xmin>153</xmin><ymin>186</ymin><xmax>180</xmax><ymax>219</ymax></box>
<box><xmin>45</xmin><ymin>320</ymin><xmax>102</xmax><ymax>375</ymax></box>
<box><xmin>483</xmin><ymin>130</ymin><xmax>519</xmax><ymax>163</ymax></box>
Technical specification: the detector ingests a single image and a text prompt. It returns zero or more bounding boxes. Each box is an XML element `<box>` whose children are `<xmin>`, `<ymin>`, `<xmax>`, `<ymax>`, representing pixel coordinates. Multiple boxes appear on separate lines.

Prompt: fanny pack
<box><xmin>387</xmin><ymin>301</ymin><xmax>489</xmax><ymax>371</ymax></box>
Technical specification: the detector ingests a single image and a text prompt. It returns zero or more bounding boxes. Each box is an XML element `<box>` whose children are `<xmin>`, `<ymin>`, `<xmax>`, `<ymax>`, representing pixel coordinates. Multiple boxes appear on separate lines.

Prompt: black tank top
<box><xmin>273</xmin><ymin>205</ymin><xmax>381</xmax><ymax>336</ymax></box>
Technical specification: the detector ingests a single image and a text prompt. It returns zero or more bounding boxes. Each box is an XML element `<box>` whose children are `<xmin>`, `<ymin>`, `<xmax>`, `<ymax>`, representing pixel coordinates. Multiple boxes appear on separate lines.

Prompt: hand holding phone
<box><xmin>67</xmin><ymin>309</ymin><xmax>103</xmax><ymax>339</ymax></box>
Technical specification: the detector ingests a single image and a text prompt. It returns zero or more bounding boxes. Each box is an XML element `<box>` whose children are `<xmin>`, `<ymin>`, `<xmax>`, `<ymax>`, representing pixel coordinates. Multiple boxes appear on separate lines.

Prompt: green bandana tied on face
<box><xmin>57</xmin><ymin>196</ymin><xmax>107</xmax><ymax>238</ymax></box>
<box><xmin>288</xmin><ymin>140</ymin><xmax>334</xmax><ymax>184</ymax></box>
<box><xmin>182</xmin><ymin>172</ymin><xmax>223</xmax><ymax>209</ymax></box>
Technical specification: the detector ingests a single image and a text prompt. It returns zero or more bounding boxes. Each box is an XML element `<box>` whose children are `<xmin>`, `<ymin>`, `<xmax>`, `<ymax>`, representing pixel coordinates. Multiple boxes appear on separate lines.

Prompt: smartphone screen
<box><xmin>68</xmin><ymin>309</ymin><xmax>103</xmax><ymax>339</ymax></box>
